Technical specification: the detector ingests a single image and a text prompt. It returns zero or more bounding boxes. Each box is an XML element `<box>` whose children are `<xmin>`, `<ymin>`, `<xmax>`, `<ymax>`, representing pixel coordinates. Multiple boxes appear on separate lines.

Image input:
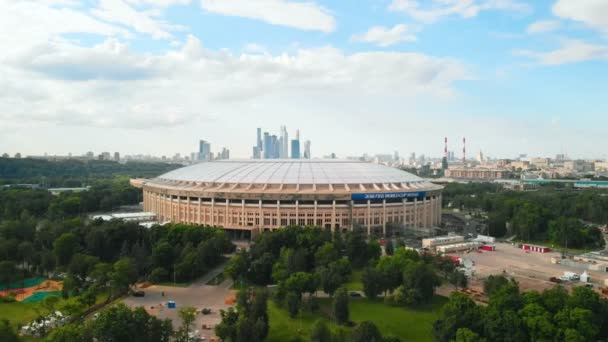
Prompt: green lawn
<box><xmin>344</xmin><ymin>271</ymin><xmax>363</xmax><ymax>291</ymax></box>
<box><xmin>268</xmin><ymin>296</ymin><xmax>446</xmax><ymax>341</ymax></box>
<box><xmin>0</xmin><ymin>290</ymin><xmax>109</xmax><ymax>327</ymax></box>
<box><xmin>0</xmin><ymin>301</ymin><xmax>44</xmax><ymax>326</ymax></box>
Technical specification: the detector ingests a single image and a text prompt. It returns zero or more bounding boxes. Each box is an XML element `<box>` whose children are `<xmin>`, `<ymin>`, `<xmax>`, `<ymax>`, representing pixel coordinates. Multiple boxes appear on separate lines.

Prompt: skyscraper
<box><xmin>303</xmin><ymin>140</ymin><xmax>311</xmax><ymax>159</ymax></box>
<box><xmin>199</xmin><ymin>140</ymin><xmax>211</xmax><ymax>161</ymax></box>
<box><xmin>291</xmin><ymin>139</ymin><xmax>300</xmax><ymax>159</ymax></box>
<box><xmin>263</xmin><ymin>132</ymin><xmax>271</xmax><ymax>159</ymax></box>
<box><xmin>280</xmin><ymin>125</ymin><xmax>289</xmax><ymax>158</ymax></box>
<box><xmin>256</xmin><ymin>128</ymin><xmax>262</xmax><ymax>150</ymax></box>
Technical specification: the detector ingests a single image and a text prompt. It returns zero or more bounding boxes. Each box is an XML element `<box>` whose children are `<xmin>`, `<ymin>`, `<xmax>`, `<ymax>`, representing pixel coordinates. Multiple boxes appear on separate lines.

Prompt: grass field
<box><xmin>0</xmin><ymin>290</ymin><xmax>110</xmax><ymax>327</ymax></box>
<box><xmin>268</xmin><ymin>296</ymin><xmax>446</xmax><ymax>341</ymax></box>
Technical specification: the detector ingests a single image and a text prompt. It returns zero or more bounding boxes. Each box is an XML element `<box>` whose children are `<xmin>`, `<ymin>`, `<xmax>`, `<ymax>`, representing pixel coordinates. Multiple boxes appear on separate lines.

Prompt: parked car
<box><xmin>349</xmin><ymin>292</ymin><xmax>362</xmax><ymax>298</ymax></box>
<box><xmin>133</xmin><ymin>291</ymin><xmax>146</xmax><ymax>297</ymax></box>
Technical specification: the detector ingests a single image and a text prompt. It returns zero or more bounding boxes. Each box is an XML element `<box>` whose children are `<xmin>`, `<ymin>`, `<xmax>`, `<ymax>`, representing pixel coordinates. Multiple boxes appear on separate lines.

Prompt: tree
<box><xmin>455</xmin><ymin>328</ymin><xmax>486</xmax><ymax>342</ymax></box>
<box><xmin>351</xmin><ymin>321</ymin><xmax>382</xmax><ymax>342</ymax></box>
<box><xmin>285</xmin><ymin>291</ymin><xmax>301</xmax><ymax>318</ymax></box>
<box><xmin>402</xmin><ymin>261</ymin><xmax>440</xmax><ymax>304</ymax></box>
<box><xmin>317</xmin><ymin>266</ymin><xmax>342</xmax><ymax>296</ymax></box>
<box><xmin>450</xmin><ymin>271</ymin><xmax>468</xmax><ymax>290</ymax></box>
<box><xmin>384</xmin><ymin>239</ymin><xmax>394</xmax><ymax>256</ymax></box>
<box><xmin>483</xmin><ymin>275</ymin><xmax>510</xmax><ymax>297</ymax></box>
<box><xmin>314</xmin><ymin>242</ymin><xmax>338</xmax><ymax>268</ymax></box>
<box><xmin>53</xmin><ymin>233</ymin><xmax>79</xmax><ymax>266</ymax></box>
<box><xmin>215</xmin><ymin>308</ymin><xmax>238</xmax><ymax>342</ymax></box>
<box><xmin>333</xmin><ymin>287</ymin><xmax>349</xmax><ymax>325</ymax></box>
<box><xmin>0</xmin><ymin>261</ymin><xmax>16</xmax><ymax>287</ymax></box>
<box><xmin>78</xmin><ymin>289</ymin><xmax>97</xmax><ymax>308</ymax></box>
<box><xmin>0</xmin><ymin>319</ymin><xmax>19</xmax><ymax>342</ymax></box>
<box><xmin>361</xmin><ymin>267</ymin><xmax>384</xmax><ymax>300</ymax></box>
<box><xmin>110</xmin><ymin>258</ymin><xmax>137</xmax><ymax>294</ymax></box>
<box><xmin>310</xmin><ymin>319</ymin><xmax>331</xmax><ymax>342</ymax></box>
<box><xmin>433</xmin><ymin>293</ymin><xmax>482</xmax><ymax>342</ymax></box>
<box><xmin>45</xmin><ymin>323</ymin><xmax>90</xmax><ymax>342</ymax></box>
<box><xmin>90</xmin><ymin>304</ymin><xmax>173</xmax><ymax>342</ymax></box>
<box><xmin>43</xmin><ymin>294</ymin><xmax>61</xmax><ymax>313</ymax></box>
<box><xmin>175</xmin><ymin>307</ymin><xmax>197</xmax><ymax>342</ymax></box>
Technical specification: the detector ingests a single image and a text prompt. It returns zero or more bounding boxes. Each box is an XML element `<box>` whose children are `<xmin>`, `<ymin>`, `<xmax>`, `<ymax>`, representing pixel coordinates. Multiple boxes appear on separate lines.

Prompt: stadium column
<box><xmin>198</xmin><ymin>197</ymin><xmax>202</xmax><ymax>225</ymax></box>
<box><xmin>177</xmin><ymin>196</ymin><xmax>181</xmax><ymax>223</ymax></box>
<box><xmin>382</xmin><ymin>199</ymin><xmax>387</xmax><ymax>236</ymax></box>
<box><xmin>211</xmin><ymin>198</ymin><xmax>215</xmax><ymax>226</ymax></box>
<box><xmin>438</xmin><ymin>194</ymin><xmax>442</xmax><ymax>225</ymax></box>
<box><xmin>367</xmin><ymin>200</ymin><xmax>371</xmax><ymax>236</ymax></box>
<box><xmin>402</xmin><ymin>198</ymin><xmax>407</xmax><ymax>229</ymax></box>
<box><xmin>349</xmin><ymin>200</ymin><xmax>354</xmax><ymax>232</ymax></box>
<box><xmin>276</xmin><ymin>200</ymin><xmax>281</xmax><ymax>229</ymax></box>
<box><xmin>296</xmin><ymin>200</ymin><xmax>299</xmax><ymax>227</ymax></box>
<box><xmin>331</xmin><ymin>200</ymin><xmax>336</xmax><ymax>232</ymax></box>
<box><xmin>258</xmin><ymin>200</ymin><xmax>263</xmax><ymax>230</ymax></box>
<box><xmin>314</xmin><ymin>200</ymin><xmax>318</xmax><ymax>226</ymax></box>
<box><xmin>241</xmin><ymin>199</ymin><xmax>245</xmax><ymax>229</ymax></box>
<box><xmin>414</xmin><ymin>198</ymin><xmax>418</xmax><ymax>228</ymax></box>
<box><xmin>225</xmin><ymin>199</ymin><xmax>229</xmax><ymax>226</ymax></box>
<box><xmin>186</xmin><ymin>196</ymin><xmax>190</xmax><ymax>223</ymax></box>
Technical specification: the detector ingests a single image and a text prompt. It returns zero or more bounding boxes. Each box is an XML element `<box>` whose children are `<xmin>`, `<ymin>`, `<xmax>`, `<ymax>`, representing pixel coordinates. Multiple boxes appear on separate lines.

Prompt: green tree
<box><xmin>0</xmin><ymin>319</ymin><xmax>19</xmax><ymax>342</ymax></box>
<box><xmin>43</xmin><ymin>294</ymin><xmax>61</xmax><ymax>313</ymax></box>
<box><xmin>110</xmin><ymin>258</ymin><xmax>137</xmax><ymax>294</ymax></box>
<box><xmin>455</xmin><ymin>328</ymin><xmax>486</xmax><ymax>342</ymax></box>
<box><xmin>361</xmin><ymin>267</ymin><xmax>384</xmax><ymax>300</ymax></box>
<box><xmin>351</xmin><ymin>321</ymin><xmax>382</xmax><ymax>342</ymax></box>
<box><xmin>175</xmin><ymin>306</ymin><xmax>197</xmax><ymax>342</ymax></box>
<box><xmin>90</xmin><ymin>304</ymin><xmax>173</xmax><ymax>342</ymax></box>
<box><xmin>285</xmin><ymin>291</ymin><xmax>301</xmax><ymax>318</ymax></box>
<box><xmin>332</xmin><ymin>287</ymin><xmax>349</xmax><ymax>325</ymax></box>
<box><xmin>384</xmin><ymin>239</ymin><xmax>394</xmax><ymax>256</ymax></box>
<box><xmin>310</xmin><ymin>319</ymin><xmax>331</xmax><ymax>342</ymax></box>
<box><xmin>45</xmin><ymin>323</ymin><xmax>90</xmax><ymax>342</ymax></box>
<box><xmin>53</xmin><ymin>233</ymin><xmax>79</xmax><ymax>266</ymax></box>
<box><xmin>433</xmin><ymin>293</ymin><xmax>482</xmax><ymax>342</ymax></box>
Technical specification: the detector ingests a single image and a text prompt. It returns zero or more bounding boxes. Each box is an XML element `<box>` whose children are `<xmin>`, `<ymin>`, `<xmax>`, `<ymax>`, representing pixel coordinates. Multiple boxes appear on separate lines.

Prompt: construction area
<box><xmin>446</xmin><ymin>242</ymin><xmax>608</xmax><ymax>295</ymax></box>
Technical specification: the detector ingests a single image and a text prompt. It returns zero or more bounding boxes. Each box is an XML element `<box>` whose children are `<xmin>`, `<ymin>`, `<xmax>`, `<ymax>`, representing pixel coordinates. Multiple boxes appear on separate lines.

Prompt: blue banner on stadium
<box><xmin>351</xmin><ymin>191</ymin><xmax>426</xmax><ymax>201</ymax></box>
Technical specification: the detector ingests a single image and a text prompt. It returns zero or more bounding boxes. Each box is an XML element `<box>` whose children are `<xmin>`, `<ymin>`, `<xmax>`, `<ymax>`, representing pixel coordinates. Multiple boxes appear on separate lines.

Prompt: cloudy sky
<box><xmin>0</xmin><ymin>0</ymin><xmax>607</xmax><ymax>159</ymax></box>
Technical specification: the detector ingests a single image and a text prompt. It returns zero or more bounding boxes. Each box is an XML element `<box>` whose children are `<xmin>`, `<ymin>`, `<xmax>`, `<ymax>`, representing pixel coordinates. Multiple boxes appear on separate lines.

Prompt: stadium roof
<box><xmin>156</xmin><ymin>160</ymin><xmax>425</xmax><ymax>186</ymax></box>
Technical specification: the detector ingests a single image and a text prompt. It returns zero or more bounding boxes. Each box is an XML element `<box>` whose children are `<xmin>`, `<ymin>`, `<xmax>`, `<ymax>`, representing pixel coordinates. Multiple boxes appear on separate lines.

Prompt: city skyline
<box><xmin>0</xmin><ymin>1</ymin><xmax>607</xmax><ymax>158</ymax></box>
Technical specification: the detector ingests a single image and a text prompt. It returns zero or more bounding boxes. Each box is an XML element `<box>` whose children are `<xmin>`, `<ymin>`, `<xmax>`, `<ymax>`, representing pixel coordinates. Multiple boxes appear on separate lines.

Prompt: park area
<box><xmin>0</xmin><ymin>278</ymin><xmax>63</xmax><ymax>303</ymax></box>
<box><xmin>267</xmin><ymin>296</ymin><xmax>446</xmax><ymax>342</ymax></box>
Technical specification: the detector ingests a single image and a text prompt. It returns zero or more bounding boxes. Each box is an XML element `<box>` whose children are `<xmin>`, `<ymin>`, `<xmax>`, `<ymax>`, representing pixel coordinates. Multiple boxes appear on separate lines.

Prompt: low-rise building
<box><xmin>444</xmin><ymin>167</ymin><xmax>510</xmax><ymax>180</ymax></box>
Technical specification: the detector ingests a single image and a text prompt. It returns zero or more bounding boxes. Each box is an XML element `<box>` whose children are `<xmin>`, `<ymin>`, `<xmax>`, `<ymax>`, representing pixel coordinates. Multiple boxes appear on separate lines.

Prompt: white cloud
<box><xmin>91</xmin><ymin>0</ymin><xmax>184</xmax><ymax>39</ymax></box>
<box><xmin>513</xmin><ymin>39</ymin><xmax>608</xmax><ymax>65</ymax></box>
<box><xmin>351</xmin><ymin>24</ymin><xmax>417</xmax><ymax>47</ymax></box>
<box><xmin>126</xmin><ymin>0</ymin><xmax>191</xmax><ymax>7</ymax></box>
<box><xmin>0</xmin><ymin>32</ymin><xmax>470</xmax><ymax>129</ymax></box>
<box><xmin>389</xmin><ymin>0</ymin><xmax>530</xmax><ymax>23</ymax></box>
<box><xmin>526</xmin><ymin>20</ymin><xmax>560</xmax><ymax>34</ymax></box>
<box><xmin>553</xmin><ymin>0</ymin><xmax>608</xmax><ymax>33</ymax></box>
<box><xmin>200</xmin><ymin>0</ymin><xmax>336</xmax><ymax>32</ymax></box>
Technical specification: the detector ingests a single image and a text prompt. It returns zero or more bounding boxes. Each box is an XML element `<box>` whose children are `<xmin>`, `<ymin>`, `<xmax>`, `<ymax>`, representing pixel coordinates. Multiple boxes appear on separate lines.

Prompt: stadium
<box><xmin>130</xmin><ymin>160</ymin><xmax>443</xmax><ymax>237</ymax></box>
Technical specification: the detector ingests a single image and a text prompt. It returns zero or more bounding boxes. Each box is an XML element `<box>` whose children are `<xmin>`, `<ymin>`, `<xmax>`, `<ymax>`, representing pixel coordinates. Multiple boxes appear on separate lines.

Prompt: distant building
<box><xmin>303</xmin><ymin>140</ymin><xmax>311</xmax><ymax>159</ymax></box>
<box><xmin>199</xmin><ymin>140</ymin><xmax>211</xmax><ymax>161</ymax></box>
<box><xmin>445</xmin><ymin>167</ymin><xmax>510</xmax><ymax>180</ymax></box>
<box><xmin>531</xmin><ymin>157</ymin><xmax>550</xmax><ymax>169</ymax></box>
<box><xmin>219</xmin><ymin>147</ymin><xmax>230</xmax><ymax>160</ymax></box>
<box><xmin>113</xmin><ymin>152</ymin><xmax>120</xmax><ymax>162</ymax></box>
<box><xmin>564</xmin><ymin>160</ymin><xmax>594</xmax><ymax>173</ymax></box>
<box><xmin>291</xmin><ymin>139</ymin><xmax>300</xmax><ymax>159</ymax></box>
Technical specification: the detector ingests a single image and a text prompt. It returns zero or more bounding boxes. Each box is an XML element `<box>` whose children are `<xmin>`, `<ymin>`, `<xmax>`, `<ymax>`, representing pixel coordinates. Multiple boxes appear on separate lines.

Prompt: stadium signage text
<box><xmin>351</xmin><ymin>191</ymin><xmax>426</xmax><ymax>201</ymax></box>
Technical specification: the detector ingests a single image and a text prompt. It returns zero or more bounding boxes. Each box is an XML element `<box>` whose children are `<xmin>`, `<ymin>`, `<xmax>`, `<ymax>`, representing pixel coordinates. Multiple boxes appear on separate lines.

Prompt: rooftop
<box><xmin>156</xmin><ymin>159</ymin><xmax>425</xmax><ymax>186</ymax></box>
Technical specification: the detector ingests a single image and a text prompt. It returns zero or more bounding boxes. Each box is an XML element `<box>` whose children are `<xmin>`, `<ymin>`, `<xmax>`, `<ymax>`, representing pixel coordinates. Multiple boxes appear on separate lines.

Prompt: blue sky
<box><xmin>0</xmin><ymin>0</ymin><xmax>607</xmax><ymax>159</ymax></box>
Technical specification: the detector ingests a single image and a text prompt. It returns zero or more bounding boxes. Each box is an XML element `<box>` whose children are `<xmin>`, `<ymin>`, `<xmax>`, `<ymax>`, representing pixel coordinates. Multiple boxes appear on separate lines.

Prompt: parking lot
<box><xmin>450</xmin><ymin>243</ymin><xmax>608</xmax><ymax>292</ymax></box>
<box><xmin>123</xmin><ymin>278</ymin><xmax>234</xmax><ymax>340</ymax></box>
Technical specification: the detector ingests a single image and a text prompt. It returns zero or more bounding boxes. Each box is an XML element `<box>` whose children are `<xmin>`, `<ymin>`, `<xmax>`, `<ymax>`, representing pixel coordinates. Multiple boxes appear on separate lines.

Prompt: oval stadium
<box><xmin>130</xmin><ymin>160</ymin><xmax>443</xmax><ymax>238</ymax></box>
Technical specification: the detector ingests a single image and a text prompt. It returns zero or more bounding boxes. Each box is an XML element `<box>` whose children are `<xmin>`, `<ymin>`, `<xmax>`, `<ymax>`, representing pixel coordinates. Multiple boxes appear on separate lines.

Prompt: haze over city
<box><xmin>1</xmin><ymin>0</ymin><xmax>607</xmax><ymax>158</ymax></box>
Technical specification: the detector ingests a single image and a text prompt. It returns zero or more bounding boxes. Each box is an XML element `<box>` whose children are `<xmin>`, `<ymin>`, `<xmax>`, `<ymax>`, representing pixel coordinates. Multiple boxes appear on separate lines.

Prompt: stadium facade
<box><xmin>130</xmin><ymin>160</ymin><xmax>443</xmax><ymax>237</ymax></box>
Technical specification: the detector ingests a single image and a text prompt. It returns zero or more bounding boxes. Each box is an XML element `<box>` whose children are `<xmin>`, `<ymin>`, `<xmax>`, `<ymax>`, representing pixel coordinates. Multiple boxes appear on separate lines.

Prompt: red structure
<box><xmin>521</xmin><ymin>244</ymin><xmax>550</xmax><ymax>253</ymax></box>
<box><xmin>480</xmin><ymin>245</ymin><xmax>496</xmax><ymax>252</ymax></box>
<box><xmin>462</xmin><ymin>137</ymin><xmax>466</xmax><ymax>163</ymax></box>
